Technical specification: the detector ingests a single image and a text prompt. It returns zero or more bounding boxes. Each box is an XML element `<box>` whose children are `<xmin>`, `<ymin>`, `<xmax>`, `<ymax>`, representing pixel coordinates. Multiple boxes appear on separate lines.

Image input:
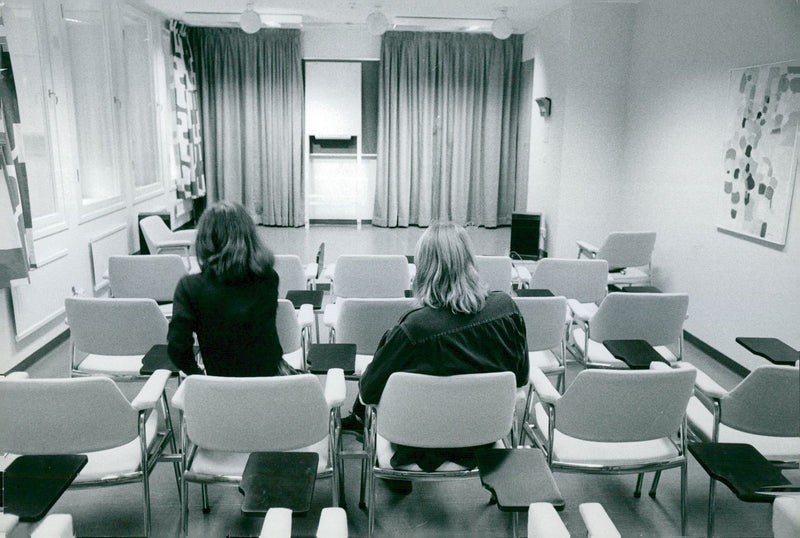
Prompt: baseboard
<box><xmin>684</xmin><ymin>330</ymin><xmax>750</xmax><ymax>377</ymax></box>
<box><xmin>5</xmin><ymin>328</ymin><xmax>70</xmax><ymax>375</ymax></box>
<box><xmin>308</xmin><ymin>219</ymin><xmax>372</xmax><ymax>226</ymax></box>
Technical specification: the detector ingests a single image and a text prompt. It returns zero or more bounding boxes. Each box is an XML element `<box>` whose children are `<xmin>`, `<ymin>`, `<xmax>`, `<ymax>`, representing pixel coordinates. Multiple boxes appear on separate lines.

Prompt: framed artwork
<box><xmin>718</xmin><ymin>60</ymin><xmax>800</xmax><ymax>246</ymax></box>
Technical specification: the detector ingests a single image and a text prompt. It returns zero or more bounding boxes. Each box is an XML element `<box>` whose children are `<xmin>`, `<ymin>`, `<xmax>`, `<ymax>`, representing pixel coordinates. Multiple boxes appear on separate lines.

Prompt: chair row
<box><xmin>3</xmin><ymin>358</ymin><xmax>796</xmax><ymax>537</ymax></box>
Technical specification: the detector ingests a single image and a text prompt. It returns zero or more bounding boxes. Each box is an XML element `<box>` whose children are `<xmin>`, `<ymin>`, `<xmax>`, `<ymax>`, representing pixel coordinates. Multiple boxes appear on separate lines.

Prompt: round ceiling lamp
<box><xmin>491</xmin><ymin>9</ymin><xmax>513</xmax><ymax>40</ymax></box>
<box><xmin>240</xmin><ymin>3</ymin><xmax>262</xmax><ymax>34</ymax></box>
<box><xmin>366</xmin><ymin>10</ymin><xmax>389</xmax><ymax>35</ymax></box>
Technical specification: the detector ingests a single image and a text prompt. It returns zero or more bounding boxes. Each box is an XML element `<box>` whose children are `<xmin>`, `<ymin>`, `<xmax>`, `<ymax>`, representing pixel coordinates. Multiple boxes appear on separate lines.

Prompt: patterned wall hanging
<box><xmin>719</xmin><ymin>60</ymin><xmax>800</xmax><ymax>246</ymax></box>
<box><xmin>170</xmin><ymin>20</ymin><xmax>205</xmax><ymax>221</ymax></box>
<box><xmin>0</xmin><ymin>15</ymin><xmax>31</xmax><ymax>288</ymax></box>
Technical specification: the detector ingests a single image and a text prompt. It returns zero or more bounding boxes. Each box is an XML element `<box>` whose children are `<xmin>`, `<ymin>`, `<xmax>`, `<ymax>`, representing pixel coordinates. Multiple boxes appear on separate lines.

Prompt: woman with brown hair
<box><xmin>167</xmin><ymin>201</ymin><xmax>288</xmax><ymax>377</ymax></box>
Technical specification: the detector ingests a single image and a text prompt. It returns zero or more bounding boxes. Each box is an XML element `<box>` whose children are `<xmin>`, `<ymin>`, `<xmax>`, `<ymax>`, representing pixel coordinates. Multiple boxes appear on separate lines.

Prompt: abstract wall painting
<box><xmin>719</xmin><ymin>60</ymin><xmax>800</xmax><ymax>246</ymax></box>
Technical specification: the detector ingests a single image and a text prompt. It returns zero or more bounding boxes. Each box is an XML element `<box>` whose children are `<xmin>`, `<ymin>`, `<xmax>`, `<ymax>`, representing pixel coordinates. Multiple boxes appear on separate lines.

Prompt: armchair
<box><xmin>576</xmin><ymin>231</ymin><xmax>656</xmax><ymax>288</ymax></box>
<box><xmin>363</xmin><ymin>371</ymin><xmax>518</xmax><ymax>537</ymax></box>
<box><xmin>108</xmin><ymin>254</ymin><xmax>187</xmax><ymax>318</ymax></box>
<box><xmin>571</xmin><ymin>292</ymin><xmax>689</xmax><ymax>368</ymax></box>
<box><xmin>139</xmin><ymin>216</ymin><xmax>197</xmax><ymax>271</ymax></box>
<box><xmin>527</xmin><ymin>363</ymin><xmax>696</xmax><ymax>536</ymax></box>
<box><xmin>171</xmin><ymin>370</ymin><xmax>346</xmax><ymax>537</ymax></box>
<box><xmin>0</xmin><ymin>370</ymin><xmax>177</xmax><ymax>537</ymax></box>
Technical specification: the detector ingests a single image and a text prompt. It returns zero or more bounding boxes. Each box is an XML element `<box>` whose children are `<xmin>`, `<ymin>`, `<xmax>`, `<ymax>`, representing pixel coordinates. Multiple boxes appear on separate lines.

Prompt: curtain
<box><xmin>189</xmin><ymin>28</ymin><xmax>304</xmax><ymax>227</ymax></box>
<box><xmin>170</xmin><ymin>21</ymin><xmax>205</xmax><ymax>222</ymax></box>
<box><xmin>373</xmin><ymin>32</ymin><xmax>522</xmax><ymax>228</ymax></box>
<box><xmin>0</xmin><ymin>29</ymin><xmax>31</xmax><ymax>287</ymax></box>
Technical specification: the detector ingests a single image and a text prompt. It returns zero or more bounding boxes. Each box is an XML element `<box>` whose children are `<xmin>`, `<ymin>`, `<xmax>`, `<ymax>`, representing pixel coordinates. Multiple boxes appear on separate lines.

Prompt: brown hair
<box><xmin>195</xmin><ymin>201</ymin><xmax>274</xmax><ymax>284</ymax></box>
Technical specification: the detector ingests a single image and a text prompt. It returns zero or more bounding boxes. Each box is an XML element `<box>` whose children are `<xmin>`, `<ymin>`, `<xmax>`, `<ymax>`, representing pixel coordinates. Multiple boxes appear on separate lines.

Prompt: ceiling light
<box><xmin>240</xmin><ymin>3</ymin><xmax>262</xmax><ymax>34</ymax></box>
<box><xmin>491</xmin><ymin>8</ymin><xmax>513</xmax><ymax>40</ymax></box>
<box><xmin>366</xmin><ymin>10</ymin><xmax>389</xmax><ymax>35</ymax></box>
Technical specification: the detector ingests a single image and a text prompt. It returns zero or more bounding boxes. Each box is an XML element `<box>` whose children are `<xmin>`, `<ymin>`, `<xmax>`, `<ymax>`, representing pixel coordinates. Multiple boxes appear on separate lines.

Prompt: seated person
<box><xmin>342</xmin><ymin>221</ymin><xmax>529</xmax><ymax>490</ymax></box>
<box><xmin>168</xmin><ymin>201</ymin><xmax>292</xmax><ymax>377</ymax></box>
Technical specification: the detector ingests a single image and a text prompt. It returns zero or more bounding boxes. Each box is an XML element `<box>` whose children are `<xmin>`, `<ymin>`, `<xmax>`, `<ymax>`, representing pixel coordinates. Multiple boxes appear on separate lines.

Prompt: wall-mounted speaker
<box><xmin>535</xmin><ymin>97</ymin><xmax>551</xmax><ymax>118</ymax></box>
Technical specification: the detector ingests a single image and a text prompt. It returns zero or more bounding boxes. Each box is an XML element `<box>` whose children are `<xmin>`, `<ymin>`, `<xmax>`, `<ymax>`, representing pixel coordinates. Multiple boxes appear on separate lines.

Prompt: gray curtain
<box><xmin>189</xmin><ymin>28</ymin><xmax>304</xmax><ymax>226</ymax></box>
<box><xmin>373</xmin><ymin>32</ymin><xmax>522</xmax><ymax>228</ymax></box>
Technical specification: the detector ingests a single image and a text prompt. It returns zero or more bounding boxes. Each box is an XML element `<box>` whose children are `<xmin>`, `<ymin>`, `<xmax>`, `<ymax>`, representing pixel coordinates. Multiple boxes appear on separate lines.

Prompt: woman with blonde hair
<box><xmin>168</xmin><ymin>201</ymin><xmax>288</xmax><ymax>377</ymax></box>
<box><xmin>342</xmin><ymin>221</ymin><xmax>528</xmax><ymax>491</ymax></box>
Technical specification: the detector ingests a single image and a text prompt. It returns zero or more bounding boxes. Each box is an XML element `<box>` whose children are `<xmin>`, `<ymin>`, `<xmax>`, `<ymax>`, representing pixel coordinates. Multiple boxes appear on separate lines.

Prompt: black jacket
<box><xmin>359</xmin><ymin>291</ymin><xmax>529</xmax><ymax>405</ymax></box>
<box><xmin>167</xmin><ymin>267</ymin><xmax>283</xmax><ymax>377</ymax></box>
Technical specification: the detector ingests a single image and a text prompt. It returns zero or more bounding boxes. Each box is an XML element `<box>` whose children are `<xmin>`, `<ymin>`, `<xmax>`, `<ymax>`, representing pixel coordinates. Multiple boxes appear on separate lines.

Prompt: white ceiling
<box><xmin>142</xmin><ymin>0</ymin><xmax>577</xmax><ymax>35</ymax></box>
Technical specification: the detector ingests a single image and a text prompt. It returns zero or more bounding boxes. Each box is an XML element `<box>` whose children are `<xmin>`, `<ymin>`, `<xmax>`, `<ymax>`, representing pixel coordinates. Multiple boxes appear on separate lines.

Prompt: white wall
<box><xmin>524</xmin><ymin>3</ymin><xmax>636</xmax><ymax>257</ymax></box>
<box><xmin>302</xmin><ymin>26</ymin><xmax>381</xmax><ymax>60</ymax></box>
<box><xmin>622</xmin><ymin>0</ymin><xmax>800</xmax><ymax>369</ymax></box>
<box><xmin>525</xmin><ymin>0</ymin><xmax>800</xmax><ymax>369</ymax></box>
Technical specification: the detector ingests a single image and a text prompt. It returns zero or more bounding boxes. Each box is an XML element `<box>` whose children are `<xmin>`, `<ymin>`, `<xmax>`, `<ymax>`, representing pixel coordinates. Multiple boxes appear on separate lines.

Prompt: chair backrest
<box><xmin>315</xmin><ymin>243</ymin><xmax>325</xmax><ymax>279</ymax></box>
<box><xmin>332</xmin><ymin>255</ymin><xmax>409</xmax><ymax>298</ymax></box>
<box><xmin>65</xmin><ymin>297</ymin><xmax>168</xmax><ymax>355</ymax></box>
<box><xmin>530</xmin><ymin>258</ymin><xmax>609</xmax><ymax>304</ymax></box>
<box><xmin>377</xmin><ymin>372</ymin><xmax>517</xmax><ymax>448</ymax></box>
<box><xmin>555</xmin><ymin>366</ymin><xmax>696</xmax><ymax>442</ymax></box>
<box><xmin>513</xmin><ymin>296</ymin><xmax>568</xmax><ymax>352</ymax></box>
<box><xmin>0</xmin><ymin>376</ymin><xmax>138</xmax><ymax>454</ymax></box>
<box><xmin>475</xmin><ymin>256</ymin><xmax>513</xmax><ymax>293</ymax></box>
<box><xmin>721</xmin><ymin>365</ymin><xmax>800</xmax><ymax>436</ymax></box>
<box><xmin>108</xmin><ymin>255</ymin><xmax>187</xmax><ymax>302</ymax></box>
<box><xmin>334</xmin><ymin>298</ymin><xmax>416</xmax><ymax>354</ymax></box>
<box><xmin>139</xmin><ymin>215</ymin><xmax>172</xmax><ymax>254</ymax></box>
<box><xmin>588</xmin><ymin>293</ymin><xmax>688</xmax><ymax>347</ymax></box>
<box><xmin>275</xmin><ymin>299</ymin><xmax>302</xmax><ymax>353</ymax></box>
<box><xmin>181</xmin><ymin>374</ymin><xmax>329</xmax><ymax>452</ymax></box>
<box><xmin>273</xmin><ymin>255</ymin><xmax>308</xmax><ymax>298</ymax></box>
<box><xmin>597</xmin><ymin>231</ymin><xmax>656</xmax><ymax>270</ymax></box>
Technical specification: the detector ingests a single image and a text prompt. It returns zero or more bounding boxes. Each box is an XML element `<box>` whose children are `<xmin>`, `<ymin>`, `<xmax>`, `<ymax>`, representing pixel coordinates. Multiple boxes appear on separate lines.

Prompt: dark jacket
<box><xmin>359</xmin><ymin>291</ymin><xmax>529</xmax><ymax>405</ymax></box>
<box><xmin>357</xmin><ymin>291</ymin><xmax>528</xmax><ymax>471</ymax></box>
<box><xmin>167</xmin><ymin>267</ymin><xmax>283</xmax><ymax>377</ymax></box>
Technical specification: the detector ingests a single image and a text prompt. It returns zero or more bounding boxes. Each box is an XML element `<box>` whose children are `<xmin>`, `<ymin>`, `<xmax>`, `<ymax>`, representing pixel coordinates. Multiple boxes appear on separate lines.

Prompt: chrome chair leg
<box><xmin>201</xmin><ymin>484</ymin><xmax>210</xmax><ymax>513</ymax></box>
<box><xmin>634</xmin><ymin>473</ymin><xmax>645</xmax><ymax>497</ymax></box>
<box><xmin>649</xmin><ymin>470</ymin><xmax>662</xmax><ymax>497</ymax></box>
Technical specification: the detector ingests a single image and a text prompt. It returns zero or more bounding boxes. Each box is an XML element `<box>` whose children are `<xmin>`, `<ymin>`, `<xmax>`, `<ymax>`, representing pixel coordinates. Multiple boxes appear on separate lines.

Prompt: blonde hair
<box><xmin>412</xmin><ymin>222</ymin><xmax>487</xmax><ymax>314</ymax></box>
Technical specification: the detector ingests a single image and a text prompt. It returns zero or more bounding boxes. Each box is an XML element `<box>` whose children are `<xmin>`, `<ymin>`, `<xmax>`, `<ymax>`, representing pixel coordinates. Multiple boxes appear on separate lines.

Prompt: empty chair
<box><xmin>276</xmin><ymin>298</ymin><xmax>314</xmax><ymax>371</ymax></box>
<box><xmin>475</xmin><ymin>255</ymin><xmax>513</xmax><ymax>293</ymax></box>
<box><xmin>576</xmin><ymin>231</ymin><xmax>656</xmax><ymax>287</ymax></box>
<box><xmin>65</xmin><ymin>296</ymin><xmax>168</xmax><ymax>379</ymax></box>
<box><xmin>514</xmin><ymin>296</ymin><xmax>569</xmax><ymax>444</ymax></box>
<box><xmin>108</xmin><ymin>254</ymin><xmax>187</xmax><ymax>318</ymax></box>
<box><xmin>274</xmin><ymin>254</ymin><xmax>311</xmax><ymax>298</ymax></box>
<box><xmin>528</xmin><ymin>363</ymin><xmax>696</xmax><ymax>536</ymax></box>
<box><xmin>687</xmin><ymin>364</ymin><xmax>799</xmax><ymax>461</ymax></box>
<box><xmin>529</xmin><ymin>258</ymin><xmax>609</xmax><ymax>321</ymax></box>
<box><xmin>139</xmin><ymin>216</ymin><xmax>197</xmax><ymax>270</ymax></box>
<box><xmin>329</xmin><ymin>297</ymin><xmax>416</xmax><ymax>375</ymax></box>
<box><xmin>687</xmin><ymin>363</ymin><xmax>800</xmax><ymax>536</ymax></box>
<box><xmin>171</xmin><ymin>370</ymin><xmax>346</xmax><ymax>536</ymax></box>
<box><xmin>363</xmin><ymin>371</ymin><xmax>518</xmax><ymax>537</ymax></box>
<box><xmin>323</xmin><ymin>255</ymin><xmax>410</xmax><ymax>332</ymax></box>
<box><xmin>305</xmin><ymin>242</ymin><xmax>325</xmax><ymax>290</ymax></box>
<box><xmin>571</xmin><ymin>292</ymin><xmax>689</xmax><ymax>368</ymax></box>
<box><xmin>0</xmin><ymin>370</ymin><xmax>177</xmax><ymax>537</ymax></box>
